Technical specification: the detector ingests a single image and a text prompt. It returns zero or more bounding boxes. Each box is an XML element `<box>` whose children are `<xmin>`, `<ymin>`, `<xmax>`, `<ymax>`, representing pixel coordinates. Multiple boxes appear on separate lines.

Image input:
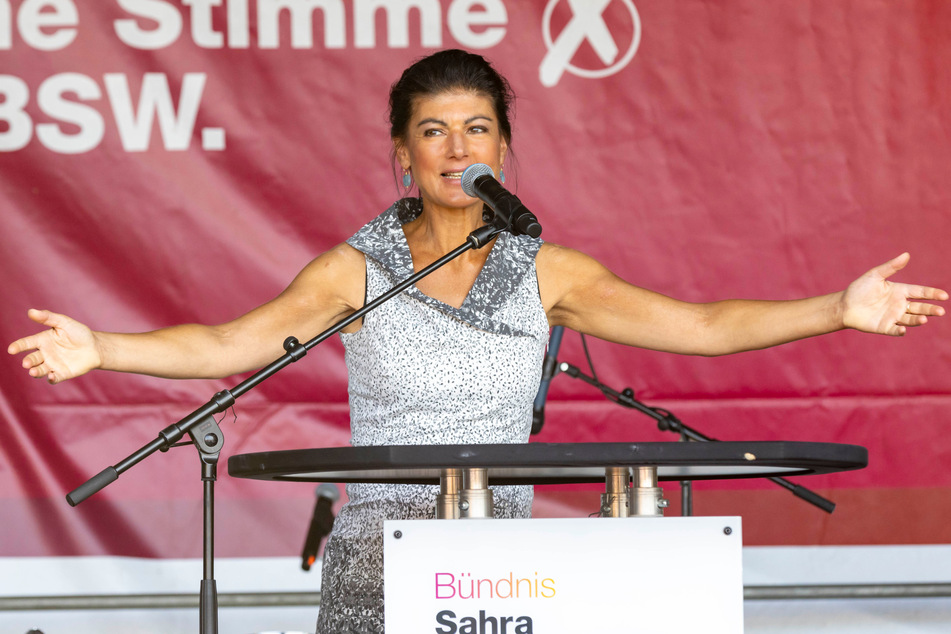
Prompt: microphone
<box><xmin>301</xmin><ymin>483</ymin><xmax>340</xmax><ymax>571</ymax></box>
<box><xmin>532</xmin><ymin>326</ymin><xmax>565</xmax><ymax>435</ymax></box>
<box><xmin>461</xmin><ymin>163</ymin><xmax>542</xmax><ymax>238</ymax></box>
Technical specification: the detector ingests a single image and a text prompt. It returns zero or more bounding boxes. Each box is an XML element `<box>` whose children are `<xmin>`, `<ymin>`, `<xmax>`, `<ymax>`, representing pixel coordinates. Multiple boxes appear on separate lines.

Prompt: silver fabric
<box><xmin>315</xmin><ymin>199</ymin><xmax>549</xmax><ymax>633</ymax></box>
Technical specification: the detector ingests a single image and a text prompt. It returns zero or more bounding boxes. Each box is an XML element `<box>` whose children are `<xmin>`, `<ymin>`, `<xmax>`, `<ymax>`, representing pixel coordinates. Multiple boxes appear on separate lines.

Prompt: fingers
<box><xmin>27</xmin><ymin>308</ymin><xmax>50</xmax><ymax>324</ymax></box>
<box><xmin>23</xmin><ymin>350</ymin><xmax>43</xmax><ymax>367</ymax></box>
<box><xmin>21</xmin><ymin>350</ymin><xmax>48</xmax><ymax>377</ymax></box>
<box><xmin>7</xmin><ymin>335</ymin><xmax>36</xmax><ymax>356</ymax></box>
<box><xmin>18</xmin><ymin>349</ymin><xmax>62</xmax><ymax>383</ymax></box>
<box><xmin>8</xmin><ymin>331</ymin><xmax>46</xmax><ymax>355</ymax></box>
<box><xmin>874</xmin><ymin>252</ymin><xmax>911</xmax><ymax>280</ymax></box>
<box><xmin>28</xmin><ymin>308</ymin><xmax>70</xmax><ymax>328</ymax></box>
<box><xmin>896</xmin><ymin>313</ymin><xmax>927</xmax><ymax>329</ymax></box>
<box><xmin>906</xmin><ymin>300</ymin><xmax>946</xmax><ymax>318</ymax></box>
<box><xmin>9</xmin><ymin>309</ymin><xmax>62</xmax><ymax>355</ymax></box>
<box><xmin>877</xmin><ymin>253</ymin><xmax>949</xmax><ymax>303</ymax></box>
<box><xmin>8</xmin><ymin>311</ymin><xmax>61</xmax><ymax>383</ymax></box>
<box><xmin>901</xmin><ymin>289</ymin><xmax>948</xmax><ymax>330</ymax></box>
<box><xmin>907</xmin><ymin>285</ymin><xmax>950</xmax><ymax>304</ymax></box>
<box><xmin>896</xmin><ymin>298</ymin><xmax>945</xmax><ymax>331</ymax></box>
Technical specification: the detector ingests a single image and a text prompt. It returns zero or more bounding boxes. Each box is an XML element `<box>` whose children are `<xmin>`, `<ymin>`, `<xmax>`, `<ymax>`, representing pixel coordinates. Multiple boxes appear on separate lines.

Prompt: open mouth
<box><xmin>441</xmin><ymin>171</ymin><xmax>464</xmax><ymax>179</ymax></box>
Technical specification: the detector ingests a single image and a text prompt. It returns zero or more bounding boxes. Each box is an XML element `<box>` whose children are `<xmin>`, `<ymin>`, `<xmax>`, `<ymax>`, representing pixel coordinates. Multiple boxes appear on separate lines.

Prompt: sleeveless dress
<box><xmin>315</xmin><ymin>199</ymin><xmax>550</xmax><ymax>633</ymax></box>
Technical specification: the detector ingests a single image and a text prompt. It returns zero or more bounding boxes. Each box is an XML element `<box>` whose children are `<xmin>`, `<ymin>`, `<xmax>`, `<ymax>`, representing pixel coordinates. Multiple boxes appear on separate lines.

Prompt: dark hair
<box><xmin>389</xmin><ymin>49</ymin><xmax>516</xmax><ymax>145</ymax></box>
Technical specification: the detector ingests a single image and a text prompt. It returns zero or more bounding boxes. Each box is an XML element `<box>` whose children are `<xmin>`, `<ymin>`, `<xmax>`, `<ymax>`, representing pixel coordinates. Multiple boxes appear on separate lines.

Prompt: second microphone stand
<box><xmin>557</xmin><ymin>361</ymin><xmax>837</xmax><ymax>515</ymax></box>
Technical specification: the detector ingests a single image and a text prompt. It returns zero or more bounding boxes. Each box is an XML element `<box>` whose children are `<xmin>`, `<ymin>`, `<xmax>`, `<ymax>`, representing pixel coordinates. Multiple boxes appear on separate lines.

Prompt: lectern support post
<box><xmin>633</xmin><ymin>466</ymin><xmax>667</xmax><ymax>517</ymax></box>
<box><xmin>600</xmin><ymin>466</ymin><xmax>668</xmax><ymax>518</ymax></box>
<box><xmin>437</xmin><ymin>467</ymin><xmax>496</xmax><ymax>519</ymax></box>
<box><xmin>436</xmin><ymin>468</ymin><xmax>462</xmax><ymax>519</ymax></box>
<box><xmin>601</xmin><ymin>467</ymin><xmax>632</xmax><ymax>517</ymax></box>
<box><xmin>459</xmin><ymin>467</ymin><xmax>494</xmax><ymax>518</ymax></box>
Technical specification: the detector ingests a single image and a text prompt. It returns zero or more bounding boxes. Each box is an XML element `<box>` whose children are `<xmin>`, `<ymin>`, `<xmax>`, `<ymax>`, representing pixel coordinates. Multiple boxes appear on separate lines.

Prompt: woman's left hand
<box><xmin>842</xmin><ymin>253</ymin><xmax>948</xmax><ymax>336</ymax></box>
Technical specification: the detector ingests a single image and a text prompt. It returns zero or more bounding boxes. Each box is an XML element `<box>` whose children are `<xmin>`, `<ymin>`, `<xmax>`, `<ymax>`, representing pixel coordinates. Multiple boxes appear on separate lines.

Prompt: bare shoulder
<box><xmin>305</xmin><ymin>241</ymin><xmax>366</xmax><ymax>274</ymax></box>
<box><xmin>536</xmin><ymin>242</ymin><xmax>615</xmax><ymax>315</ymax></box>
<box><xmin>285</xmin><ymin>242</ymin><xmax>367</xmax><ymax>313</ymax></box>
<box><xmin>537</xmin><ymin>242</ymin><xmax>602</xmax><ymax>271</ymax></box>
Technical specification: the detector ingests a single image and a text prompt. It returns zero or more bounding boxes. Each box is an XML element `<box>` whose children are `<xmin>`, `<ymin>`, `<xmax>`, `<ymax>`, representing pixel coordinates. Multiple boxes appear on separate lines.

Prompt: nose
<box><xmin>447</xmin><ymin>130</ymin><xmax>468</xmax><ymax>158</ymax></box>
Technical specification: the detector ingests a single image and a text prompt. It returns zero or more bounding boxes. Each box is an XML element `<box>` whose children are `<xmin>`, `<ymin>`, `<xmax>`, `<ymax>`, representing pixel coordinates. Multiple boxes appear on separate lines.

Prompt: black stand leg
<box><xmin>681</xmin><ymin>480</ymin><xmax>693</xmax><ymax>516</ymax></box>
<box><xmin>680</xmin><ymin>433</ymin><xmax>693</xmax><ymax>516</ymax></box>
<box><xmin>191</xmin><ymin>416</ymin><xmax>223</xmax><ymax>634</ymax></box>
<box><xmin>200</xmin><ymin>456</ymin><xmax>218</xmax><ymax>634</ymax></box>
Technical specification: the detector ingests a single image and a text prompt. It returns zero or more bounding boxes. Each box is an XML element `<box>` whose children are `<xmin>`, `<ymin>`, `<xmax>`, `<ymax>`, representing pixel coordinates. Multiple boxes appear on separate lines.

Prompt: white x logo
<box><xmin>539</xmin><ymin>0</ymin><xmax>641</xmax><ymax>87</ymax></box>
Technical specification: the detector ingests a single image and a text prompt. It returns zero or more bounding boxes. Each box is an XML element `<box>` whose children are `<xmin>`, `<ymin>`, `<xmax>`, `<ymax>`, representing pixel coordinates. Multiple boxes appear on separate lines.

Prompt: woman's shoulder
<box><xmin>536</xmin><ymin>242</ymin><xmax>599</xmax><ymax>270</ymax></box>
<box><xmin>289</xmin><ymin>242</ymin><xmax>367</xmax><ymax>311</ymax></box>
<box><xmin>536</xmin><ymin>242</ymin><xmax>619</xmax><ymax>315</ymax></box>
<box><xmin>306</xmin><ymin>241</ymin><xmax>367</xmax><ymax>279</ymax></box>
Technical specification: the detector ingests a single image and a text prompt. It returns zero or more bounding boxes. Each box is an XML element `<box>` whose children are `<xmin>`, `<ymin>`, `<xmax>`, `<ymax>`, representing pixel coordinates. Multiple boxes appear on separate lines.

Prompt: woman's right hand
<box><xmin>7</xmin><ymin>309</ymin><xmax>102</xmax><ymax>384</ymax></box>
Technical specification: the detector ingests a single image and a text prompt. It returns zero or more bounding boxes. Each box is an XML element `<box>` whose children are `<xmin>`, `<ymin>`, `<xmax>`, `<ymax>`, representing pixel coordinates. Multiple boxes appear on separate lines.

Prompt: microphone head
<box><xmin>461</xmin><ymin>163</ymin><xmax>495</xmax><ymax>197</ymax></box>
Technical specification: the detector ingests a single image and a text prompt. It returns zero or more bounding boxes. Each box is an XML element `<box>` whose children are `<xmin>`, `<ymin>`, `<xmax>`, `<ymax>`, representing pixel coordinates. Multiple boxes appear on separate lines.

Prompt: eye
<box><xmin>468</xmin><ymin>125</ymin><xmax>488</xmax><ymax>134</ymax></box>
<box><xmin>422</xmin><ymin>128</ymin><xmax>444</xmax><ymax>137</ymax></box>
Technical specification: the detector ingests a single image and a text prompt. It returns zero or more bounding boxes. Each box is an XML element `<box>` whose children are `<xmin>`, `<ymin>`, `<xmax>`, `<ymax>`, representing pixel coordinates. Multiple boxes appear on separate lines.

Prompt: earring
<box><xmin>402</xmin><ymin>168</ymin><xmax>412</xmax><ymax>189</ymax></box>
<box><xmin>500</xmin><ymin>166</ymin><xmax>506</xmax><ymax>184</ymax></box>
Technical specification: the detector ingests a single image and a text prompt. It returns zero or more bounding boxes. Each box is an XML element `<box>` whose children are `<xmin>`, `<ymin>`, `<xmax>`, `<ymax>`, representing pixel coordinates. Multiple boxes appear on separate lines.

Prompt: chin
<box><xmin>424</xmin><ymin>192</ymin><xmax>479</xmax><ymax>212</ymax></box>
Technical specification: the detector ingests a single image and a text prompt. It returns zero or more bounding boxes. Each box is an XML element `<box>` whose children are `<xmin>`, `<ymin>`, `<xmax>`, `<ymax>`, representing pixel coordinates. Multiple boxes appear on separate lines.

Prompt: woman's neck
<box><xmin>404</xmin><ymin>199</ymin><xmax>487</xmax><ymax>255</ymax></box>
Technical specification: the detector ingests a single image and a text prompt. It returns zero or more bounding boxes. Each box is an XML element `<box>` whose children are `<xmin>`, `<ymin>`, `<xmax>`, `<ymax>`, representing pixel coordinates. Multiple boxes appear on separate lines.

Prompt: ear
<box><xmin>498</xmin><ymin>136</ymin><xmax>509</xmax><ymax>167</ymax></box>
<box><xmin>394</xmin><ymin>139</ymin><xmax>410</xmax><ymax>170</ymax></box>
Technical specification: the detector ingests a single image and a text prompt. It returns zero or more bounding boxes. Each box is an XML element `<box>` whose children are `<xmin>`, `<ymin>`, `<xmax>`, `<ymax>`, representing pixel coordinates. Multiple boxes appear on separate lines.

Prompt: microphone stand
<box><xmin>557</xmin><ymin>361</ymin><xmax>837</xmax><ymax>516</ymax></box>
<box><xmin>65</xmin><ymin>221</ymin><xmax>506</xmax><ymax>634</ymax></box>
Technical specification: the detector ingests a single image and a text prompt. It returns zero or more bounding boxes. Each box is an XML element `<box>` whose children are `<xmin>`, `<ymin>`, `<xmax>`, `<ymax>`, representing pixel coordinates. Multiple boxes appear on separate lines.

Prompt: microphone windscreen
<box><xmin>461</xmin><ymin>163</ymin><xmax>495</xmax><ymax>197</ymax></box>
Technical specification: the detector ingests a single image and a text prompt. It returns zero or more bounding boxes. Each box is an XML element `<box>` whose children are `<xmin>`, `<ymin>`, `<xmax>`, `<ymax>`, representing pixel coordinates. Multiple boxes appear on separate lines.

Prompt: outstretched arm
<box><xmin>538</xmin><ymin>247</ymin><xmax>947</xmax><ymax>356</ymax></box>
<box><xmin>8</xmin><ymin>243</ymin><xmax>367</xmax><ymax>384</ymax></box>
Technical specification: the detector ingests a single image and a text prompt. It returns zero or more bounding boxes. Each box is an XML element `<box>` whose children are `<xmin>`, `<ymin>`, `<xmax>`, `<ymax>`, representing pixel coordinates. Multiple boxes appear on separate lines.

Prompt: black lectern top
<box><xmin>227</xmin><ymin>441</ymin><xmax>867</xmax><ymax>486</ymax></box>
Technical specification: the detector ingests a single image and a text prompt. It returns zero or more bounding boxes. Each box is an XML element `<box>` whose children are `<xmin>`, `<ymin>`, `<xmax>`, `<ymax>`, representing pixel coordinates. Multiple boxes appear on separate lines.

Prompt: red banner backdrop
<box><xmin>2</xmin><ymin>1</ymin><xmax>950</xmax><ymax>559</ymax></box>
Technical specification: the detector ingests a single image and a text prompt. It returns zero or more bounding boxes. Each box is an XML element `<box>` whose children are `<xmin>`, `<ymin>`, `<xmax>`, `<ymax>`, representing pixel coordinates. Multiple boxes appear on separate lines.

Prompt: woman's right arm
<box><xmin>8</xmin><ymin>243</ymin><xmax>367</xmax><ymax>384</ymax></box>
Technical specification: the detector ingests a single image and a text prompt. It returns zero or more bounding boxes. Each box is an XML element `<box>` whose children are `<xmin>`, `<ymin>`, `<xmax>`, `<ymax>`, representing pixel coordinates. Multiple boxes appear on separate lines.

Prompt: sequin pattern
<box><xmin>315</xmin><ymin>200</ymin><xmax>549</xmax><ymax>633</ymax></box>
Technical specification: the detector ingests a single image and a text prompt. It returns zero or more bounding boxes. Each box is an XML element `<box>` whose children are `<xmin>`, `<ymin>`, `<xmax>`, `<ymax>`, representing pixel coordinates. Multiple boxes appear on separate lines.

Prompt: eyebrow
<box><xmin>416</xmin><ymin>114</ymin><xmax>495</xmax><ymax>128</ymax></box>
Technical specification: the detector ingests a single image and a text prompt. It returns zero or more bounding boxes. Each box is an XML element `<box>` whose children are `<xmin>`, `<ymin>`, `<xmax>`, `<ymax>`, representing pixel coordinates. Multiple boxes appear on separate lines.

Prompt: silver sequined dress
<box><xmin>315</xmin><ymin>199</ymin><xmax>549</xmax><ymax>633</ymax></box>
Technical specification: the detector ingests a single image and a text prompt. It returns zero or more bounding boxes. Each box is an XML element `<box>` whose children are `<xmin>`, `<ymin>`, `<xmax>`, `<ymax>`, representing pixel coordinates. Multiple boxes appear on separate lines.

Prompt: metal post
<box><xmin>199</xmin><ymin>455</ymin><xmax>218</xmax><ymax>634</ymax></box>
<box><xmin>631</xmin><ymin>466</ymin><xmax>667</xmax><ymax>517</ymax></box>
<box><xmin>459</xmin><ymin>468</ymin><xmax>494</xmax><ymax>518</ymax></box>
<box><xmin>600</xmin><ymin>467</ymin><xmax>632</xmax><ymax>517</ymax></box>
<box><xmin>436</xmin><ymin>468</ymin><xmax>462</xmax><ymax>519</ymax></box>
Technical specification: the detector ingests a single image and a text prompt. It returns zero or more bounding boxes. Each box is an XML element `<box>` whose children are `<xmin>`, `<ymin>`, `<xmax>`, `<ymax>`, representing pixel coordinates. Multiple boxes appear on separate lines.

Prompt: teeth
<box><xmin>443</xmin><ymin>172</ymin><xmax>463</xmax><ymax>178</ymax></box>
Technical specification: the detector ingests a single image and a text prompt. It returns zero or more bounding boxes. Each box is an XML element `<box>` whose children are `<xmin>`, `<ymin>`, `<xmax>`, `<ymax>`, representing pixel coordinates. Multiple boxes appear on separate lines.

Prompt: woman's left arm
<box><xmin>537</xmin><ymin>247</ymin><xmax>947</xmax><ymax>357</ymax></box>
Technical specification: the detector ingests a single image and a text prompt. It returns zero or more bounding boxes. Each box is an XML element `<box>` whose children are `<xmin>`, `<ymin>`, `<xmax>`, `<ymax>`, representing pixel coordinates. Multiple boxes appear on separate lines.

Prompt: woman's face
<box><xmin>395</xmin><ymin>90</ymin><xmax>508</xmax><ymax>213</ymax></box>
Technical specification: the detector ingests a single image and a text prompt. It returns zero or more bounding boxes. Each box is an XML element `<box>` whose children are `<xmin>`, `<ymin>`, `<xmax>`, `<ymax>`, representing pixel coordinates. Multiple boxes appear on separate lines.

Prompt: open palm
<box><xmin>7</xmin><ymin>309</ymin><xmax>101</xmax><ymax>384</ymax></box>
<box><xmin>842</xmin><ymin>253</ymin><xmax>947</xmax><ymax>336</ymax></box>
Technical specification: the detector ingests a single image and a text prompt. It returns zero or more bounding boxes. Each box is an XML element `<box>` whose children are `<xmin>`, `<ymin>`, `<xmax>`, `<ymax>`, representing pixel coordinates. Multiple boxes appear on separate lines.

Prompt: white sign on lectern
<box><xmin>384</xmin><ymin>516</ymin><xmax>743</xmax><ymax>634</ymax></box>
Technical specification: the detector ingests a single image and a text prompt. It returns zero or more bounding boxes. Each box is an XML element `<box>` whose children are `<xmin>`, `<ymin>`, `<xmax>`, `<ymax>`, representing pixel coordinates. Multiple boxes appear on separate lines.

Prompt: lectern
<box><xmin>229</xmin><ymin>440</ymin><xmax>866</xmax><ymax>518</ymax></box>
<box><xmin>229</xmin><ymin>441</ymin><xmax>866</xmax><ymax>633</ymax></box>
